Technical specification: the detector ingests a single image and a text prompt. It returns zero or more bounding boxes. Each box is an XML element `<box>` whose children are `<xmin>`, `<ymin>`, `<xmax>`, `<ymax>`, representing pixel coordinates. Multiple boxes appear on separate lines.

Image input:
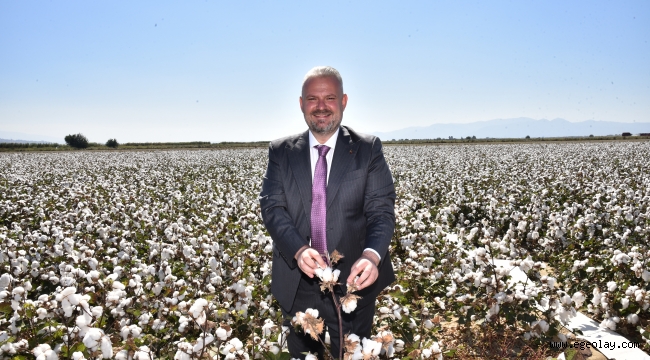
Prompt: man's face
<box><xmin>300</xmin><ymin>76</ymin><xmax>348</xmax><ymax>137</ymax></box>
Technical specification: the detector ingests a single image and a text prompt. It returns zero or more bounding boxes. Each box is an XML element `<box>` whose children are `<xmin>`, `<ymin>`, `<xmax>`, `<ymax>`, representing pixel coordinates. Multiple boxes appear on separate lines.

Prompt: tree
<box><xmin>106</xmin><ymin>139</ymin><xmax>119</xmax><ymax>148</ymax></box>
<box><xmin>525</xmin><ymin>135</ymin><xmax>531</xmax><ymax>139</ymax></box>
<box><xmin>64</xmin><ymin>133</ymin><xmax>89</xmax><ymax>149</ymax></box>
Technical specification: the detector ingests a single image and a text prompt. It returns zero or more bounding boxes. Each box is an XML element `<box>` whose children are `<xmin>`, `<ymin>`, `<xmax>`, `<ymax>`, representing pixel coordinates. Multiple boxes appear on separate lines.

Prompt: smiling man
<box><xmin>259</xmin><ymin>66</ymin><xmax>396</xmax><ymax>359</ymax></box>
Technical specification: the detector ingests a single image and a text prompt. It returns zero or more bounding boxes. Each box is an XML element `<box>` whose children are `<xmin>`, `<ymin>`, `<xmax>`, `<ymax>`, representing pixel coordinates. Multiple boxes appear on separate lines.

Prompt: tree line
<box><xmin>64</xmin><ymin>133</ymin><xmax>118</xmax><ymax>149</ymax></box>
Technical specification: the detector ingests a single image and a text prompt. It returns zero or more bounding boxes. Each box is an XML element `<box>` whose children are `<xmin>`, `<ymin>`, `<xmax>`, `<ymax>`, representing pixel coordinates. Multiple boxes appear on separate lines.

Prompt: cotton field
<box><xmin>0</xmin><ymin>141</ymin><xmax>649</xmax><ymax>359</ymax></box>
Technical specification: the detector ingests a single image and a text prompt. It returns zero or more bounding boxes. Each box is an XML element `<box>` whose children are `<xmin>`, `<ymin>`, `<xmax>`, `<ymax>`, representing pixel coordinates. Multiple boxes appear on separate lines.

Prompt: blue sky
<box><xmin>1</xmin><ymin>1</ymin><xmax>649</xmax><ymax>143</ymax></box>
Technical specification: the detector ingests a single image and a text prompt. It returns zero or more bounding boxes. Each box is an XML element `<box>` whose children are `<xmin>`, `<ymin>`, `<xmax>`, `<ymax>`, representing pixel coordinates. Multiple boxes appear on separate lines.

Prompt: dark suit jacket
<box><xmin>259</xmin><ymin>126</ymin><xmax>396</xmax><ymax>312</ymax></box>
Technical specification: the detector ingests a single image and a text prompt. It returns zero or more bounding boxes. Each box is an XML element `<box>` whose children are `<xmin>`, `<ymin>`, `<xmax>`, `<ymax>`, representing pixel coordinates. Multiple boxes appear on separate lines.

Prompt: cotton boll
<box><xmin>572</xmin><ymin>292</ymin><xmax>585</xmax><ymax>308</ymax></box>
<box><xmin>138</xmin><ymin>313</ymin><xmax>151</xmax><ymax>326</ymax></box>
<box><xmin>189</xmin><ymin>298</ymin><xmax>208</xmax><ymax>325</ymax></box>
<box><xmin>642</xmin><ymin>270</ymin><xmax>650</xmax><ymax>282</ymax></box>
<box><xmin>76</xmin><ymin>312</ymin><xmax>93</xmax><ymax>329</ymax></box>
<box><xmin>627</xmin><ymin>313</ymin><xmax>639</xmax><ymax>324</ymax></box>
<box><xmin>305</xmin><ymin>308</ymin><xmax>319</xmax><ymax>318</ymax></box>
<box><xmin>152</xmin><ymin>319</ymin><xmax>166</xmax><ymax>331</ymax></box>
<box><xmin>621</xmin><ymin>297</ymin><xmax>630</xmax><ymax>309</ymax></box>
<box><xmin>422</xmin><ymin>349</ymin><xmax>432</xmax><ymax>358</ymax></box>
<box><xmin>341</xmin><ymin>295</ymin><xmax>358</xmax><ymax>313</ymax></box>
<box><xmin>361</xmin><ymin>338</ymin><xmax>382</xmax><ymax>356</ymax></box>
<box><xmin>261</xmin><ymin>319</ymin><xmax>275</xmax><ymax>337</ymax></box>
<box><xmin>133</xmin><ymin>346</ymin><xmax>151</xmax><ymax>360</ymax></box>
<box><xmin>32</xmin><ymin>344</ymin><xmax>52</xmax><ymax>358</ymax></box>
<box><xmin>607</xmin><ymin>281</ymin><xmax>617</xmax><ymax>292</ymax></box>
<box><xmin>0</xmin><ymin>273</ymin><xmax>12</xmax><ymax>291</ymax></box>
<box><xmin>216</xmin><ymin>326</ymin><xmax>232</xmax><ymax>341</ymax></box>
<box><xmin>600</xmin><ymin>318</ymin><xmax>617</xmax><ymax>330</ymax></box>
<box><xmin>36</xmin><ymin>307</ymin><xmax>48</xmax><ymax>319</ymax></box>
<box><xmin>560</xmin><ymin>294</ymin><xmax>572</xmax><ymax>306</ymax></box>
<box><xmin>591</xmin><ymin>288</ymin><xmax>602</xmax><ymax>306</ymax></box>
<box><xmin>82</xmin><ymin>328</ymin><xmax>103</xmax><ymax>350</ymax></box>
<box><xmin>332</xmin><ymin>269</ymin><xmax>340</xmax><ymax>282</ymax></box>
<box><xmin>318</xmin><ymin>267</ymin><xmax>333</xmax><ymax>282</ymax></box>
<box><xmin>192</xmin><ymin>333</ymin><xmax>215</xmax><ymax>354</ymax></box>
<box><xmin>429</xmin><ymin>342</ymin><xmax>443</xmax><ymax>360</ymax></box>
<box><xmin>532</xmin><ymin>320</ymin><xmax>550</xmax><ymax>334</ymax></box>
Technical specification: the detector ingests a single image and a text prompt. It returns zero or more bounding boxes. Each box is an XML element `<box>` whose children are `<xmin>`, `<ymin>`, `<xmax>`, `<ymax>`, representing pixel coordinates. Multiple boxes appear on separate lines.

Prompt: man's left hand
<box><xmin>347</xmin><ymin>251</ymin><xmax>380</xmax><ymax>291</ymax></box>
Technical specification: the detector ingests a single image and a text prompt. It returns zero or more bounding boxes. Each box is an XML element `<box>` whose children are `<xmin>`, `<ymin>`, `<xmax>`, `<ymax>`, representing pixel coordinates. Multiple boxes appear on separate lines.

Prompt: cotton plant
<box><xmin>1</xmin><ymin>142</ymin><xmax>649</xmax><ymax>358</ymax></box>
<box><xmin>290</xmin><ymin>308</ymin><xmax>403</xmax><ymax>359</ymax></box>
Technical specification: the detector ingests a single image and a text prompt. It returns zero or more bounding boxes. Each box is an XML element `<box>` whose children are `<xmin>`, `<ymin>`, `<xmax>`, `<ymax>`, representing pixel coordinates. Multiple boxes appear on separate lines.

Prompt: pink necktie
<box><xmin>311</xmin><ymin>145</ymin><xmax>330</xmax><ymax>262</ymax></box>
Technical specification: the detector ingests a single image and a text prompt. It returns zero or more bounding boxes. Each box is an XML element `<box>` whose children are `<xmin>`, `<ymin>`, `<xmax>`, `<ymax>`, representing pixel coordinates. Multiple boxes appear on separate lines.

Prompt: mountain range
<box><xmin>0</xmin><ymin>138</ymin><xmax>57</xmax><ymax>144</ymax></box>
<box><xmin>0</xmin><ymin>131</ymin><xmax>62</xmax><ymax>144</ymax></box>
<box><xmin>372</xmin><ymin>118</ymin><xmax>650</xmax><ymax>140</ymax></box>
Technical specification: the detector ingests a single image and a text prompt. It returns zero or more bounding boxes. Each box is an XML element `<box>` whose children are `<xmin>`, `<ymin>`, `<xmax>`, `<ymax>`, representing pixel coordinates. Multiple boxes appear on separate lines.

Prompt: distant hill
<box><xmin>372</xmin><ymin>118</ymin><xmax>650</xmax><ymax>140</ymax></box>
<box><xmin>0</xmin><ymin>131</ymin><xmax>62</xmax><ymax>144</ymax></box>
<box><xmin>0</xmin><ymin>138</ymin><xmax>58</xmax><ymax>144</ymax></box>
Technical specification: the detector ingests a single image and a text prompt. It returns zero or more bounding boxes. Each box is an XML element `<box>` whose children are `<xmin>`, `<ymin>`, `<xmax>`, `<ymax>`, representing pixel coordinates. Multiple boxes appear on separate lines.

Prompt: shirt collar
<box><xmin>308</xmin><ymin>127</ymin><xmax>340</xmax><ymax>150</ymax></box>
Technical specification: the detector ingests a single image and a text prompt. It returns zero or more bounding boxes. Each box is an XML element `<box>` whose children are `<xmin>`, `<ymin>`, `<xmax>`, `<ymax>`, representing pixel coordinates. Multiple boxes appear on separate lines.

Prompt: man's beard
<box><xmin>306</xmin><ymin>110</ymin><xmax>341</xmax><ymax>135</ymax></box>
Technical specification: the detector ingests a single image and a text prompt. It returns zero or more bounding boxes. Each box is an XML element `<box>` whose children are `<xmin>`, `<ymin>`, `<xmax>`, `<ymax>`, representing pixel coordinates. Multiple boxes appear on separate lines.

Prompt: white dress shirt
<box><xmin>307</xmin><ymin>128</ymin><xmax>381</xmax><ymax>262</ymax></box>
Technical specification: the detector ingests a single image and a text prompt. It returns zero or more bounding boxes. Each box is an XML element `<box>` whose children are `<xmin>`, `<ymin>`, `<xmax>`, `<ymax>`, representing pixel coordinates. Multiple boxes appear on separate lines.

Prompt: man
<box><xmin>259</xmin><ymin>66</ymin><xmax>396</xmax><ymax>359</ymax></box>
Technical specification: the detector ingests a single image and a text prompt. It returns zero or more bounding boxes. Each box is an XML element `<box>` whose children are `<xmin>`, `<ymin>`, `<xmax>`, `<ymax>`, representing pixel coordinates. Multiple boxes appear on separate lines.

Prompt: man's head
<box><xmin>300</xmin><ymin>66</ymin><xmax>348</xmax><ymax>142</ymax></box>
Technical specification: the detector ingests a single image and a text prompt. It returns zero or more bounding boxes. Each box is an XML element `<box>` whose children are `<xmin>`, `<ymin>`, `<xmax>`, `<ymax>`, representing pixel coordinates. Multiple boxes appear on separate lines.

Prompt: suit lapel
<box><xmin>327</xmin><ymin>127</ymin><xmax>360</xmax><ymax>210</ymax></box>
<box><xmin>287</xmin><ymin>131</ymin><xmax>313</xmax><ymax>223</ymax></box>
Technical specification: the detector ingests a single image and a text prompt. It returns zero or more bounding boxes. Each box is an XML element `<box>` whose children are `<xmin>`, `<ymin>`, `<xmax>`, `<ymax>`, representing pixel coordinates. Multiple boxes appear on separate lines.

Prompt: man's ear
<box><xmin>341</xmin><ymin>94</ymin><xmax>348</xmax><ymax>111</ymax></box>
<box><xmin>299</xmin><ymin>96</ymin><xmax>304</xmax><ymax>113</ymax></box>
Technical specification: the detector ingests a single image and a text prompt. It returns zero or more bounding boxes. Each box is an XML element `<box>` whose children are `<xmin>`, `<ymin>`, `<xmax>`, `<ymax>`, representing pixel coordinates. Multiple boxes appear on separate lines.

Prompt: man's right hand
<box><xmin>295</xmin><ymin>246</ymin><xmax>327</xmax><ymax>278</ymax></box>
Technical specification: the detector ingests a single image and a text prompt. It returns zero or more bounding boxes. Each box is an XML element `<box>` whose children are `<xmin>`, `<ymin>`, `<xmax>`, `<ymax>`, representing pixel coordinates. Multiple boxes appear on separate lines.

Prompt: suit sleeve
<box><xmin>363</xmin><ymin>137</ymin><xmax>396</xmax><ymax>264</ymax></box>
<box><xmin>259</xmin><ymin>142</ymin><xmax>308</xmax><ymax>268</ymax></box>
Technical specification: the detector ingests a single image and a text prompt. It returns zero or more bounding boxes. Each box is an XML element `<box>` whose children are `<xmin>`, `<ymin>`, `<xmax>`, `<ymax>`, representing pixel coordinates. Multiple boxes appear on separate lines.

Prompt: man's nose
<box><xmin>317</xmin><ymin>99</ymin><xmax>327</xmax><ymax>109</ymax></box>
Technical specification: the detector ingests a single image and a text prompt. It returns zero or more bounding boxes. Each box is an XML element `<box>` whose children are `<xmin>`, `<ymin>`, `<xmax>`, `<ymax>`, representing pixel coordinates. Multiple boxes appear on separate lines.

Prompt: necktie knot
<box><xmin>316</xmin><ymin>145</ymin><xmax>330</xmax><ymax>157</ymax></box>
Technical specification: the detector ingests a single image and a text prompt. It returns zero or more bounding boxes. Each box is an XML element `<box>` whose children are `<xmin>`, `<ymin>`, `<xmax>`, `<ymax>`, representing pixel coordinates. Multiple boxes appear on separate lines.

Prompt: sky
<box><xmin>1</xmin><ymin>1</ymin><xmax>649</xmax><ymax>143</ymax></box>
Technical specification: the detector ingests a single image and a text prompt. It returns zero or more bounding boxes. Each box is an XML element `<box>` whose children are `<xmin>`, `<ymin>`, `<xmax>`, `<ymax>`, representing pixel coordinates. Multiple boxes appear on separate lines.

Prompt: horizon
<box><xmin>3</xmin><ymin>117</ymin><xmax>649</xmax><ymax>144</ymax></box>
<box><xmin>2</xmin><ymin>1</ymin><xmax>649</xmax><ymax>143</ymax></box>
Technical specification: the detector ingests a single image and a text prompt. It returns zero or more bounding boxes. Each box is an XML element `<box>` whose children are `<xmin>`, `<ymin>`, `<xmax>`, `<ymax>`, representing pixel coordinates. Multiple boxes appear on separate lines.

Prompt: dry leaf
<box><xmin>344</xmin><ymin>334</ymin><xmax>360</xmax><ymax>354</ymax></box>
<box><xmin>372</xmin><ymin>331</ymin><xmax>394</xmax><ymax>351</ymax></box>
<box><xmin>347</xmin><ymin>282</ymin><xmax>360</xmax><ymax>293</ymax></box>
<box><xmin>330</xmin><ymin>250</ymin><xmax>344</xmax><ymax>265</ymax></box>
<box><xmin>408</xmin><ymin>349</ymin><xmax>422</xmax><ymax>358</ymax></box>
<box><xmin>301</xmin><ymin>312</ymin><xmax>324</xmax><ymax>341</ymax></box>
<box><xmin>320</xmin><ymin>280</ymin><xmax>338</xmax><ymax>293</ymax></box>
<box><xmin>204</xmin><ymin>320</ymin><xmax>216</xmax><ymax>331</ymax></box>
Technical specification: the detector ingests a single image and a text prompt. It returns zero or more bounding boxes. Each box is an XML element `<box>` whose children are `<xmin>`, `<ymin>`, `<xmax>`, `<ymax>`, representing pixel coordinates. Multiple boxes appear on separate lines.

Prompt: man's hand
<box><xmin>295</xmin><ymin>246</ymin><xmax>327</xmax><ymax>278</ymax></box>
<box><xmin>347</xmin><ymin>250</ymin><xmax>380</xmax><ymax>291</ymax></box>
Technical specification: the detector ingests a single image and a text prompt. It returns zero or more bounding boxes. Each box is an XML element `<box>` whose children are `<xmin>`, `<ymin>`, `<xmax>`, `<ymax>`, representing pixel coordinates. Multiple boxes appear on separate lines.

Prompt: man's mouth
<box><xmin>312</xmin><ymin>111</ymin><xmax>332</xmax><ymax>118</ymax></box>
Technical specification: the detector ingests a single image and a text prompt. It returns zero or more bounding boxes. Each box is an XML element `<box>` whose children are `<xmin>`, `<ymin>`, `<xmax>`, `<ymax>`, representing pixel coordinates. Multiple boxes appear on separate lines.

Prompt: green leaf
<box><xmin>71</xmin><ymin>342</ymin><xmax>87</xmax><ymax>353</ymax></box>
<box><xmin>0</xmin><ymin>302</ymin><xmax>12</xmax><ymax>314</ymax></box>
<box><xmin>443</xmin><ymin>349</ymin><xmax>457</xmax><ymax>356</ymax></box>
<box><xmin>517</xmin><ymin>313</ymin><xmax>537</xmax><ymax>323</ymax></box>
<box><xmin>565</xmin><ymin>348</ymin><xmax>578</xmax><ymax>360</ymax></box>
